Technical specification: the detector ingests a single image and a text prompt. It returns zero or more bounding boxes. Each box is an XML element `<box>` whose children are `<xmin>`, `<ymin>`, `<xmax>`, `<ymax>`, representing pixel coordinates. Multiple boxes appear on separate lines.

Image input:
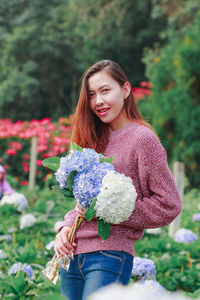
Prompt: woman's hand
<box><xmin>75</xmin><ymin>203</ymin><xmax>97</xmax><ymax>219</ymax></box>
<box><xmin>54</xmin><ymin>226</ymin><xmax>77</xmax><ymax>258</ymax></box>
<box><xmin>75</xmin><ymin>203</ymin><xmax>87</xmax><ymax>218</ymax></box>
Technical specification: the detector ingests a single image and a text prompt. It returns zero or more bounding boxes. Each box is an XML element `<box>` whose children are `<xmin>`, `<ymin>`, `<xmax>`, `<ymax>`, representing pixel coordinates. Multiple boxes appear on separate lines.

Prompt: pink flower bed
<box><xmin>0</xmin><ymin>117</ymin><xmax>72</xmax><ymax>187</ymax></box>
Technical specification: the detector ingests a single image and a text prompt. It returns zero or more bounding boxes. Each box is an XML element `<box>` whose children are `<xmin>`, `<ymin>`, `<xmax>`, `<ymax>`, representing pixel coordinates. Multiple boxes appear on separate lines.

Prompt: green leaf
<box><xmin>97</xmin><ymin>219</ymin><xmax>111</xmax><ymax>241</ymax></box>
<box><xmin>52</xmin><ymin>185</ymin><xmax>74</xmax><ymax>197</ymax></box>
<box><xmin>71</xmin><ymin>142</ymin><xmax>83</xmax><ymax>152</ymax></box>
<box><xmin>1</xmin><ymin>280</ymin><xmax>18</xmax><ymax>294</ymax></box>
<box><xmin>42</xmin><ymin>157</ymin><xmax>60</xmax><ymax>171</ymax></box>
<box><xmin>15</xmin><ymin>271</ymin><xmax>26</xmax><ymax>293</ymax></box>
<box><xmin>67</xmin><ymin>170</ymin><xmax>77</xmax><ymax>191</ymax></box>
<box><xmin>37</xmin><ymin>294</ymin><xmax>67</xmax><ymax>300</ymax></box>
<box><xmin>85</xmin><ymin>198</ymin><xmax>97</xmax><ymax>221</ymax></box>
<box><xmin>99</xmin><ymin>155</ymin><xmax>116</xmax><ymax>164</ymax></box>
<box><xmin>65</xmin><ymin>197</ymin><xmax>76</xmax><ymax>201</ymax></box>
<box><xmin>185</xmin><ymin>288</ymin><xmax>200</xmax><ymax>299</ymax></box>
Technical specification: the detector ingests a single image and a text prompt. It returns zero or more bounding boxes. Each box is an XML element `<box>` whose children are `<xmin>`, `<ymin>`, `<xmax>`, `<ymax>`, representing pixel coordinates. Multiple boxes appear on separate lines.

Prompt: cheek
<box><xmin>89</xmin><ymin>100</ymin><xmax>95</xmax><ymax>112</ymax></box>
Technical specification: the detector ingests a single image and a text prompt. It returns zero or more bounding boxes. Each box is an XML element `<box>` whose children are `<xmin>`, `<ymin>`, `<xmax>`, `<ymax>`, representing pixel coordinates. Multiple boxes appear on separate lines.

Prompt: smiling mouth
<box><xmin>97</xmin><ymin>108</ymin><xmax>110</xmax><ymax>113</ymax></box>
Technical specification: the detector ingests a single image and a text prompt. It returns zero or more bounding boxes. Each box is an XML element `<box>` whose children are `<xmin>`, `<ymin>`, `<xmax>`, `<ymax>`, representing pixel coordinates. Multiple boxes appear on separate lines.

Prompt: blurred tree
<box><xmin>66</xmin><ymin>0</ymin><xmax>167</xmax><ymax>83</ymax></box>
<box><xmin>140</xmin><ymin>1</ymin><xmax>200</xmax><ymax>187</ymax></box>
<box><xmin>0</xmin><ymin>0</ymin><xmax>168</xmax><ymax>120</ymax></box>
<box><xmin>0</xmin><ymin>0</ymin><xmax>77</xmax><ymax>120</ymax></box>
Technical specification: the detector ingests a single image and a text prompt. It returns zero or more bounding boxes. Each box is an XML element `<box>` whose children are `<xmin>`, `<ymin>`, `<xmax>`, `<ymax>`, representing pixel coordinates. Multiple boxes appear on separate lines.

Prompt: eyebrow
<box><xmin>88</xmin><ymin>84</ymin><xmax>110</xmax><ymax>92</ymax></box>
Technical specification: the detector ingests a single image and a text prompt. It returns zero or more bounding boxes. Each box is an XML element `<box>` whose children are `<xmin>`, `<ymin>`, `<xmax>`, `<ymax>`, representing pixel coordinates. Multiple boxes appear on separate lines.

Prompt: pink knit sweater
<box><xmin>58</xmin><ymin>122</ymin><xmax>182</xmax><ymax>257</ymax></box>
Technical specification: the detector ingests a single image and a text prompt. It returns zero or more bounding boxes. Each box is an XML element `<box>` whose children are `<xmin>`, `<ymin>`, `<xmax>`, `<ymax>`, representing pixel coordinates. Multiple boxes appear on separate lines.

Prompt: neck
<box><xmin>109</xmin><ymin>115</ymin><xmax>131</xmax><ymax>131</ymax></box>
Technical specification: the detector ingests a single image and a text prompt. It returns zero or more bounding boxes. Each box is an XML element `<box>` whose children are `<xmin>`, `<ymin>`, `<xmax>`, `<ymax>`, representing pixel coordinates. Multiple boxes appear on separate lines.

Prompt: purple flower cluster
<box><xmin>174</xmin><ymin>228</ymin><xmax>197</xmax><ymax>243</ymax></box>
<box><xmin>0</xmin><ymin>235</ymin><xmax>12</xmax><ymax>241</ymax></box>
<box><xmin>55</xmin><ymin>147</ymin><xmax>114</xmax><ymax>209</ymax></box>
<box><xmin>131</xmin><ymin>257</ymin><xmax>156</xmax><ymax>280</ymax></box>
<box><xmin>73</xmin><ymin>163</ymin><xmax>114</xmax><ymax>209</ymax></box>
<box><xmin>192</xmin><ymin>213</ymin><xmax>200</xmax><ymax>222</ymax></box>
<box><xmin>8</xmin><ymin>262</ymin><xmax>34</xmax><ymax>278</ymax></box>
<box><xmin>55</xmin><ymin>149</ymin><xmax>101</xmax><ymax>189</ymax></box>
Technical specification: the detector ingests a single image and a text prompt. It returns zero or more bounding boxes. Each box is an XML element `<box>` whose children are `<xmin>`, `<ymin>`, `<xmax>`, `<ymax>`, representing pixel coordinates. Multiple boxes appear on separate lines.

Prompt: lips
<box><xmin>97</xmin><ymin>108</ymin><xmax>110</xmax><ymax>113</ymax></box>
<box><xmin>96</xmin><ymin>107</ymin><xmax>110</xmax><ymax>118</ymax></box>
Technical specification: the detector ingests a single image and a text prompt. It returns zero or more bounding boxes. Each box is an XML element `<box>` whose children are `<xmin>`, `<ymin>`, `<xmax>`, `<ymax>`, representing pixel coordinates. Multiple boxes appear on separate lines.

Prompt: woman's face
<box><xmin>88</xmin><ymin>70</ymin><xmax>131</xmax><ymax>130</ymax></box>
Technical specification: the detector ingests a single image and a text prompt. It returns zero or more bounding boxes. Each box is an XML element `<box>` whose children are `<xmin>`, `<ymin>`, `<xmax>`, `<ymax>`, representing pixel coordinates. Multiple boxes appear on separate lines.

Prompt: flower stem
<box><xmin>49</xmin><ymin>215</ymin><xmax>82</xmax><ymax>282</ymax></box>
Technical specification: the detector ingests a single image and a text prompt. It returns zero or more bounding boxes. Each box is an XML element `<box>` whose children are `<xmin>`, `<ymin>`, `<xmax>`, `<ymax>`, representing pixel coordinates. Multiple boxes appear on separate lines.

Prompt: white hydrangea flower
<box><xmin>20</xmin><ymin>214</ymin><xmax>37</xmax><ymax>229</ymax></box>
<box><xmin>89</xmin><ymin>282</ymin><xmax>189</xmax><ymax>300</ymax></box>
<box><xmin>54</xmin><ymin>220</ymin><xmax>64</xmax><ymax>232</ymax></box>
<box><xmin>146</xmin><ymin>228</ymin><xmax>163</xmax><ymax>235</ymax></box>
<box><xmin>45</xmin><ymin>240</ymin><xmax>55</xmax><ymax>250</ymax></box>
<box><xmin>95</xmin><ymin>170</ymin><xmax>137</xmax><ymax>224</ymax></box>
<box><xmin>0</xmin><ymin>193</ymin><xmax>28</xmax><ymax>212</ymax></box>
<box><xmin>0</xmin><ymin>249</ymin><xmax>7</xmax><ymax>259</ymax></box>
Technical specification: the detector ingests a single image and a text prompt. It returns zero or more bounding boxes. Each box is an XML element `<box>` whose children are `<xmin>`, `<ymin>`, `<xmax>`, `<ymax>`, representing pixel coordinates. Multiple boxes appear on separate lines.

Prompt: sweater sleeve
<box><xmin>57</xmin><ymin>209</ymin><xmax>77</xmax><ymax>232</ymax></box>
<box><xmin>122</xmin><ymin>129</ymin><xmax>182</xmax><ymax>230</ymax></box>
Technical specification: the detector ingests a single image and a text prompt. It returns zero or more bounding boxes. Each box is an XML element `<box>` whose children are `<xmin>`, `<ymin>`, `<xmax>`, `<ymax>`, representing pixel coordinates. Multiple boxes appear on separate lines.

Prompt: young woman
<box><xmin>0</xmin><ymin>165</ymin><xmax>15</xmax><ymax>199</ymax></box>
<box><xmin>54</xmin><ymin>59</ymin><xmax>182</xmax><ymax>300</ymax></box>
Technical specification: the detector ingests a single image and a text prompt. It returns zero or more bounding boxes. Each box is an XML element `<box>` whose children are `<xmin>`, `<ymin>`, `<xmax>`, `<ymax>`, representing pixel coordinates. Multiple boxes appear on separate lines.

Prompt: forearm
<box><xmin>122</xmin><ymin>190</ymin><xmax>182</xmax><ymax>230</ymax></box>
<box><xmin>123</xmin><ymin>131</ymin><xmax>182</xmax><ymax>230</ymax></box>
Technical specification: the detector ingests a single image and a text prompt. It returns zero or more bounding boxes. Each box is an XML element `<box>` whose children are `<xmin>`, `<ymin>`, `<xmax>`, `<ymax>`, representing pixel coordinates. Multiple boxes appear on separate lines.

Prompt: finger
<box><xmin>62</xmin><ymin>234</ymin><xmax>74</xmax><ymax>251</ymax></box>
<box><xmin>57</xmin><ymin>247</ymin><xmax>69</xmax><ymax>257</ymax></box>
<box><xmin>55</xmin><ymin>249</ymin><xmax>60</xmax><ymax>258</ymax></box>
<box><xmin>55</xmin><ymin>234</ymin><xmax>74</xmax><ymax>255</ymax></box>
<box><xmin>56</xmin><ymin>242</ymin><xmax>73</xmax><ymax>256</ymax></box>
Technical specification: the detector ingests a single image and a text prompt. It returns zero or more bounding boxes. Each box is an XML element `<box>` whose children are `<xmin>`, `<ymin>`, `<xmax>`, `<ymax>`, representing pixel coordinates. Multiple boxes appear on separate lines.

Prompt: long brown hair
<box><xmin>71</xmin><ymin>59</ymin><xmax>154</xmax><ymax>152</ymax></box>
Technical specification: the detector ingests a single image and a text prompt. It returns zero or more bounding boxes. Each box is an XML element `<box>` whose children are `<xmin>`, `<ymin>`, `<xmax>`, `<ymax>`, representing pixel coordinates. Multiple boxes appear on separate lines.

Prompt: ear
<box><xmin>123</xmin><ymin>82</ymin><xmax>131</xmax><ymax>99</ymax></box>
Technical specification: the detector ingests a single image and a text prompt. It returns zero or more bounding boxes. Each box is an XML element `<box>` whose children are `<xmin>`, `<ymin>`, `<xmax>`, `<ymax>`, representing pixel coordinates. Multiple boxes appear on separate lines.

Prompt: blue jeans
<box><xmin>60</xmin><ymin>250</ymin><xmax>133</xmax><ymax>300</ymax></box>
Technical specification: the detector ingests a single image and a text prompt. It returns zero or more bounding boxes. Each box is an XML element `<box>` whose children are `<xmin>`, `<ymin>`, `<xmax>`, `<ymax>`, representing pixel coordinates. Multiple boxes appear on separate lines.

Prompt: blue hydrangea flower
<box><xmin>73</xmin><ymin>162</ymin><xmax>114</xmax><ymax>209</ymax></box>
<box><xmin>174</xmin><ymin>228</ymin><xmax>197</xmax><ymax>243</ymax></box>
<box><xmin>131</xmin><ymin>257</ymin><xmax>156</xmax><ymax>280</ymax></box>
<box><xmin>55</xmin><ymin>156</ymin><xmax>75</xmax><ymax>189</ymax></box>
<box><xmin>8</xmin><ymin>262</ymin><xmax>34</xmax><ymax>278</ymax></box>
<box><xmin>55</xmin><ymin>149</ymin><xmax>101</xmax><ymax>189</ymax></box>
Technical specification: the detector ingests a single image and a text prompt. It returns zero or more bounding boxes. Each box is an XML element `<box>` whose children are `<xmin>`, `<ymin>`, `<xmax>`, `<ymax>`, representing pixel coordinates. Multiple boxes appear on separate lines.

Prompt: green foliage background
<box><xmin>0</xmin><ymin>0</ymin><xmax>167</xmax><ymax>120</ymax></box>
<box><xmin>139</xmin><ymin>1</ymin><xmax>200</xmax><ymax>188</ymax></box>
<box><xmin>1</xmin><ymin>0</ymin><xmax>200</xmax><ymax>187</ymax></box>
<box><xmin>0</xmin><ymin>184</ymin><xmax>200</xmax><ymax>299</ymax></box>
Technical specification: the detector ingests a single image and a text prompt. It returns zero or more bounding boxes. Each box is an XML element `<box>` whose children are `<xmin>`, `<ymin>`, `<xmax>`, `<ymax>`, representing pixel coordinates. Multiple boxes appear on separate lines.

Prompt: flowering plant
<box><xmin>42</xmin><ymin>142</ymin><xmax>137</xmax><ymax>283</ymax></box>
<box><xmin>174</xmin><ymin>228</ymin><xmax>197</xmax><ymax>243</ymax></box>
<box><xmin>0</xmin><ymin>193</ymin><xmax>28</xmax><ymax>212</ymax></box>
<box><xmin>43</xmin><ymin>142</ymin><xmax>137</xmax><ymax>240</ymax></box>
<box><xmin>131</xmin><ymin>257</ymin><xmax>156</xmax><ymax>281</ymax></box>
<box><xmin>8</xmin><ymin>262</ymin><xmax>34</xmax><ymax>279</ymax></box>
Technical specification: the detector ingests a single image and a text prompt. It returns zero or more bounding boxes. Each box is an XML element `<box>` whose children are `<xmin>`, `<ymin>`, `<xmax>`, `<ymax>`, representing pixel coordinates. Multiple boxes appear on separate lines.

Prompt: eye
<box><xmin>89</xmin><ymin>92</ymin><xmax>95</xmax><ymax>98</ymax></box>
<box><xmin>102</xmin><ymin>88</ymin><xmax>109</xmax><ymax>93</ymax></box>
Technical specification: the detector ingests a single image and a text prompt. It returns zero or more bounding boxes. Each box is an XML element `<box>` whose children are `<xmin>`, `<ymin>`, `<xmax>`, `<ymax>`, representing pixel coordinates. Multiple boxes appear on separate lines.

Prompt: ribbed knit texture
<box><xmin>58</xmin><ymin>121</ymin><xmax>182</xmax><ymax>257</ymax></box>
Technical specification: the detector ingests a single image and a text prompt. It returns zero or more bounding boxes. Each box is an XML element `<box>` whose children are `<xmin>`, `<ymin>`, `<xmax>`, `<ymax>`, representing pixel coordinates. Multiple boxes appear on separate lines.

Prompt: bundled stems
<box><xmin>48</xmin><ymin>215</ymin><xmax>82</xmax><ymax>282</ymax></box>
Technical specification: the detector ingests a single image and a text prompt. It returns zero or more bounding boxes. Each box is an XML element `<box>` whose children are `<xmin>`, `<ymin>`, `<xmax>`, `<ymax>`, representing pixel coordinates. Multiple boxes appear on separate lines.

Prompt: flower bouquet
<box><xmin>42</xmin><ymin>142</ymin><xmax>137</xmax><ymax>283</ymax></box>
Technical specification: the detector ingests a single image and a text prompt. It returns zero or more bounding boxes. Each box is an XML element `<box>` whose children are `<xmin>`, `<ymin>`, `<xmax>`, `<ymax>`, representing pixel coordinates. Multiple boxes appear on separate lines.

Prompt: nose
<box><xmin>95</xmin><ymin>93</ymin><xmax>104</xmax><ymax>106</ymax></box>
